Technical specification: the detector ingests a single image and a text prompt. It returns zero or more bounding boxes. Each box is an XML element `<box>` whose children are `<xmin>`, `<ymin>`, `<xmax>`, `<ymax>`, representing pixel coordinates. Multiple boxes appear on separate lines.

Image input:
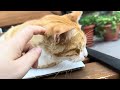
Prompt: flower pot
<box><xmin>83</xmin><ymin>25</ymin><xmax>95</xmax><ymax>47</ymax></box>
<box><xmin>117</xmin><ymin>23</ymin><xmax>120</xmax><ymax>33</ymax></box>
<box><xmin>104</xmin><ymin>24</ymin><xmax>119</xmax><ymax>41</ymax></box>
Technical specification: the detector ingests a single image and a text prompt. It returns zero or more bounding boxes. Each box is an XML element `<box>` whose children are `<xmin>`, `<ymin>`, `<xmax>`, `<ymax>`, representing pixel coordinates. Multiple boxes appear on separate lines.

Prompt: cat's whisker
<box><xmin>65</xmin><ymin>71</ymin><xmax>68</xmax><ymax>79</ymax></box>
<box><xmin>67</xmin><ymin>69</ymin><xmax>72</xmax><ymax>79</ymax></box>
<box><xmin>68</xmin><ymin>62</ymin><xmax>75</xmax><ymax>79</ymax></box>
<box><xmin>70</xmin><ymin>69</ymin><xmax>72</xmax><ymax>79</ymax></box>
<box><xmin>53</xmin><ymin>71</ymin><xmax>60</xmax><ymax>79</ymax></box>
<box><xmin>64</xmin><ymin>62</ymin><xmax>74</xmax><ymax>79</ymax></box>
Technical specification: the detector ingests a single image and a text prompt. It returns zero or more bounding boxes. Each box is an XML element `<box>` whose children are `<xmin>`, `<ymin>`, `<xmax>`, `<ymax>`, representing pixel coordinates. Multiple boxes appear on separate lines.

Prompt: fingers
<box><xmin>23</xmin><ymin>42</ymin><xmax>34</xmax><ymax>53</ymax></box>
<box><xmin>10</xmin><ymin>25</ymin><xmax>46</xmax><ymax>52</ymax></box>
<box><xmin>32</xmin><ymin>60</ymin><xmax>38</xmax><ymax>68</ymax></box>
<box><xmin>15</xmin><ymin>47</ymin><xmax>41</xmax><ymax>77</ymax></box>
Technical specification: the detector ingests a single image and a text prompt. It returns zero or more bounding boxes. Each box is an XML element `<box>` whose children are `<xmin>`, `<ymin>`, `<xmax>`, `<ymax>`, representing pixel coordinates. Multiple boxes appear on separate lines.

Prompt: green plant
<box><xmin>95</xmin><ymin>15</ymin><xmax>117</xmax><ymax>38</ymax></box>
<box><xmin>79</xmin><ymin>15</ymin><xmax>97</xmax><ymax>28</ymax></box>
<box><xmin>112</xmin><ymin>11</ymin><xmax>120</xmax><ymax>23</ymax></box>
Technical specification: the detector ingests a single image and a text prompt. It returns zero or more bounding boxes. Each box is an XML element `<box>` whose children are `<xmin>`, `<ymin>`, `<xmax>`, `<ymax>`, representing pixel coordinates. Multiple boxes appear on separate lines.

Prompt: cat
<box><xmin>0</xmin><ymin>11</ymin><xmax>88</xmax><ymax>68</ymax></box>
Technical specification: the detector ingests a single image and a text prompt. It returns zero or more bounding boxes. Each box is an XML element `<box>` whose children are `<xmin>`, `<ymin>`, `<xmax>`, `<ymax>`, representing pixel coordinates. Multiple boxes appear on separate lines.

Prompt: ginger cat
<box><xmin>0</xmin><ymin>11</ymin><xmax>88</xmax><ymax>68</ymax></box>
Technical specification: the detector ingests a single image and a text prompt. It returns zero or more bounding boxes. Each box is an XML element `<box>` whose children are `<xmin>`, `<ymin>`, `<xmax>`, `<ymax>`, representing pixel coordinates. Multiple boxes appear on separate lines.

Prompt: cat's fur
<box><xmin>0</xmin><ymin>11</ymin><xmax>88</xmax><ymax>68</ymax></box>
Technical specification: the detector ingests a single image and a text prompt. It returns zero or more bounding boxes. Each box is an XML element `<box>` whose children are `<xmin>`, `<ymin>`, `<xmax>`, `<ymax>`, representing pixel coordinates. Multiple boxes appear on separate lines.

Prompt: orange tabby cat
<box><xmin>0</xmin><ymin>11</ymin><xmax>88</xmax><ymax>68</ymax></box>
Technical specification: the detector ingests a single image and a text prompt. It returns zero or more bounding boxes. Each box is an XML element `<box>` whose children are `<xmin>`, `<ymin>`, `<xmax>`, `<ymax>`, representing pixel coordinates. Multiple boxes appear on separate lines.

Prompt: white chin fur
<box><xmin>79</xmin><ymin>51</ymin><xmax>85</xmax><ymax>61</ymax></box>
<box><xmin>79</xmin><ymin>47</ymin><xmax>88</xmax><ymax>60</ymax></box>
<box><xmin>37</xmin><ymin>48</ymin><xmax>57</xmax><ymax>68</ymax></box>
<box><xmin>83</xmin><ymin>47</ymin><xmax>88</xmax><ymax>57</ymax></box>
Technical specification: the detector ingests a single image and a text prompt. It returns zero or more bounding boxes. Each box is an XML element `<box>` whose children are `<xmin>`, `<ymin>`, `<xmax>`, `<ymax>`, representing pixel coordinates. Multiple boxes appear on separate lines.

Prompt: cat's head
<box><xmin>41</xmin><ymin>11</ymin><xmax>83</xmax><ymax>44</ymax></box>
<box><xmin>39</xmin><ymin>11</ymin><xmax>87</xmax><ymax>58</ymax></box>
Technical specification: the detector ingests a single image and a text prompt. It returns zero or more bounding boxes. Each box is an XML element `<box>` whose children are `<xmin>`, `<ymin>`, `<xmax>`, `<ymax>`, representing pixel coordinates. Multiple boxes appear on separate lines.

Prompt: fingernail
<box><xmin>35</xmin><ymin>47</ymin><xmax>42</xmax><ymax>53</ymax></box>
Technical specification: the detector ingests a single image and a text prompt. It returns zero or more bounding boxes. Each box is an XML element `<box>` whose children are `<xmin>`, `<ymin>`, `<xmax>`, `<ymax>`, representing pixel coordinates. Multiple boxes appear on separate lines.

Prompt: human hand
<box><xmin>0</xmin><ymin>25</ymin><xmax>46</xmax><ymax>79</ymax></box>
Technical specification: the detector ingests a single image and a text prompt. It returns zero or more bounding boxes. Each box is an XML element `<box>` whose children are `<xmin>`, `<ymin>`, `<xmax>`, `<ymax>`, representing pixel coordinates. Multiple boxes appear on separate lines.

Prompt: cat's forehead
<box><xmin>46</xmin><ymin>15</ymin><xmax>80</xmax><ymax>26</ymax></box>
<box><xmin>41</xmin><ymin>14</ymin><xmax>82</xmax><ymax>33</ymax></box>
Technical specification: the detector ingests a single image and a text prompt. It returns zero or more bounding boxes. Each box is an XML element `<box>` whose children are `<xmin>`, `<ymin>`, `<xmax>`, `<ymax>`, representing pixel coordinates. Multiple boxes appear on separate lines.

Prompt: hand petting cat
<box><xmin>0</xmin><ymin>25</ymin><xmax>46</xmax><ymax>79</ymax></box>
<box><xmin>0</xmin><ymin>11</ymin><xmax>88</xmax><ymax>69</ymax></box>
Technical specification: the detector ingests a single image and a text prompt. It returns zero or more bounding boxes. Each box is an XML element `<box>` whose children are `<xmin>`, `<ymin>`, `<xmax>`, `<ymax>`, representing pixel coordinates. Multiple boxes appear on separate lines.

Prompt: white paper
<box><xmin>23</xmin><ymin>60</ymin><xmax>85</xmax><ymax>79</ymax></box>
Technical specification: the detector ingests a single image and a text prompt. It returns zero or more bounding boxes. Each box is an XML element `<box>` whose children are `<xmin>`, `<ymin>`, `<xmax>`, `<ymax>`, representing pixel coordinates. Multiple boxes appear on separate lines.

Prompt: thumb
<box><xmin>16</xmin><ymin>47</ymin><xmax>41</xmax><ymax>76</ymax></box>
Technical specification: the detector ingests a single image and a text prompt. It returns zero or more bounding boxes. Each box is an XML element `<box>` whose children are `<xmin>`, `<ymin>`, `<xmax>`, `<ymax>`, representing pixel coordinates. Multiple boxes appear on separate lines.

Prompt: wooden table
<box><xmin>0</xmin><ymin>11</ymin><xmax>62</xmax><ymax>28</ymax></box>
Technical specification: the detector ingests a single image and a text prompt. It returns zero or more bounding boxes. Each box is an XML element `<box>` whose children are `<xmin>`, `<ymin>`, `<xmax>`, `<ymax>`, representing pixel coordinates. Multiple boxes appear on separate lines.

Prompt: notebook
<box><xmin>23</xmin><ymin>60</ymin><xmax>85</xmax><ymax>79</ymax></box>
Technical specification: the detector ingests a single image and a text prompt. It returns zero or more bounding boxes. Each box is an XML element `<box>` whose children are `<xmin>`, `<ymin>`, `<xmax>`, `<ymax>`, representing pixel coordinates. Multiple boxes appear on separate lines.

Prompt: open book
<box><xmin>23</xmin><ymin>60</ymin><xmax>85</xmax><ymax>79</ymax></box>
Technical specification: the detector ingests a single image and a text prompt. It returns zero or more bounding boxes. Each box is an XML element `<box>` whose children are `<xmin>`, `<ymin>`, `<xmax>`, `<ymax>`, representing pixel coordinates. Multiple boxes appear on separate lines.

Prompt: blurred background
<box><xmin>79</xmin><ymin>11</ymin><xmax>120</xmax><ymax>60</ymax></box>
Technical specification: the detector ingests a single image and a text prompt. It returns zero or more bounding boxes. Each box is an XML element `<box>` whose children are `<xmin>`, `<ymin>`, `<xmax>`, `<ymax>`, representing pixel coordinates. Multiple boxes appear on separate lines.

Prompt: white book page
<box><xmin>23</xmin><ymin>60</ymin><xmax>85</xmax><ymax>79</ymax></box>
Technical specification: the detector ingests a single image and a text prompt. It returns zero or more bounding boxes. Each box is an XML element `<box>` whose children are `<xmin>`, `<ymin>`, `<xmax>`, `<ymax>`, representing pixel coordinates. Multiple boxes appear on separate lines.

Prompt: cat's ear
<box><xmin>57</xmin><ymin>28</ymin><xmax>77</xmax><ymax>44</ymax></box>
<box><xmin>67</xmin><ymin>11</ymin><xmax>83</xmax><ymax>22</ymax></box>
<box><xmin>53</xmin><ymin>24</ymin><xmax>75</xmax><ymax>43</ymax></box>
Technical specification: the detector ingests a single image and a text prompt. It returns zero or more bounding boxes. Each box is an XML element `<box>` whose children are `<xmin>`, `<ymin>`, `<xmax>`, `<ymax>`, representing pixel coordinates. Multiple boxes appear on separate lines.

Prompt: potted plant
<box><xmin>79</xmin><ymin>15</ymin><xmax>96</xmax><ymax>47</ymax></box>
<box><xmin>95</xmin><ymin>15</ymin><xmax>119</xmax><ymax>41</ymax></box>
<box><xmin>112</xmin><ymin>11</ymin><xmax>120</xmax><ymax>33</ymax></box>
